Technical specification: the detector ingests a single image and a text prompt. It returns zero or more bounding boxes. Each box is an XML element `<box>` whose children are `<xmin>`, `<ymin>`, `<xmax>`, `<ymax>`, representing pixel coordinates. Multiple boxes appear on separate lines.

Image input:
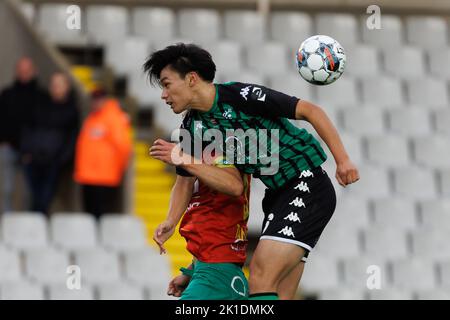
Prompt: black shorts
<box><xmin>260</xmin><ymin>166</ymin><xmax>337</xmax><ymax>262</ymax></box>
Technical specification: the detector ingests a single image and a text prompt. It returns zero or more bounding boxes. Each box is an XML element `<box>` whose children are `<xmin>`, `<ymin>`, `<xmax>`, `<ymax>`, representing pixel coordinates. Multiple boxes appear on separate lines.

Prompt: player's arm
<box><xmin>295</xmin><ymin>100</ymin><xmax>359</xmax><ymax>186</ymax></box>
<box><xmin>180</xmin><ymin>162</ymin><xmax>243</xmax><ymax>197</ymax></box>
<box><xmin>153</xmin><ymin>175</ymin><xmax>195</xmax><ymax>254</ymax></box>
<box><xmin>150</xmin><ymin>139</ymin><xmax>244</xmax><ymax>196</ymax></box>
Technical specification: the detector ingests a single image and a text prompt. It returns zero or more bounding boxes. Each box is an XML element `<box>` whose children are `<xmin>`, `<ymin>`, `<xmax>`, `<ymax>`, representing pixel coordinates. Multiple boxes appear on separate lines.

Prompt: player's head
<box><xmin>143</xmin><ymin>43</ymin><xmax>216</xmax><ymax>114</ymax></box>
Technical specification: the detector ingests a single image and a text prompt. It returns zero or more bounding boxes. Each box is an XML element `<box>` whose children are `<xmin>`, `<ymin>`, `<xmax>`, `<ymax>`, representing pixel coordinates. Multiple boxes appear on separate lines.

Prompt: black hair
<box><xmin>143</xmin><ymin>43</ymin><xmax>216</xmax><ymax>87</ymax></box>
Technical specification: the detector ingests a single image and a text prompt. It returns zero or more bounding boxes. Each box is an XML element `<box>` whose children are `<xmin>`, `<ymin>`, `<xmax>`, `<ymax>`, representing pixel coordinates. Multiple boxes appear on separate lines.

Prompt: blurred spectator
<box><xmin>21</xmin><ymin>72</ymin><xmax>80</xmax><ymax>214</ymax></box>
<box><xmin>0</xmin><ymin>57</ymin><xmax>45</xmax><ymax>212</ymax></box>
<box><xmin>74</xmin><ymin>89</ymin><xmax>132</xmax><ymax>219</ymax></box>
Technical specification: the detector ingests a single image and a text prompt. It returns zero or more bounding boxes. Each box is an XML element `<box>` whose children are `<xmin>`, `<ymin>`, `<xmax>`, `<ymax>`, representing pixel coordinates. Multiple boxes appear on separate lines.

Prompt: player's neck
<box><xmin>189</xmin><ymin>82</ymin><xmax>216</xmax><ymax>113</ymax></box>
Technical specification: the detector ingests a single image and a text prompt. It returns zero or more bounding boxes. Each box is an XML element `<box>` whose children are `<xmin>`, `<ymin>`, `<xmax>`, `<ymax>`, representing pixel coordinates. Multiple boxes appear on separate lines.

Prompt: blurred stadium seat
<box><xmin>361</xmin><ymin>76</ymin><xmax>404</xmax><ymax>107</ymax></box>
<box><xmin>48</xmin><ymin>284</ymin><xmax>94</xmax><ymax>300</ymax></box>
<box><xmin>344</xmin><ymin>45</ymin><xmax>380</xmax><ymax>77</ymax></box>
<box><xmin>245</xmin><ymin>42</ymin><xmax>289</xmax><ymax>76</ymax></box>
<box><xmin>406</xmin><ymin>77</ymin><xmax>449</xmax><ymax>107</ymax></box>
<box><xmin>104</xmin><ymin>37</ymin><xmax>151</xmax><ymax>77</ymax></box>
<box><xmin>365</xmin><ymin>135</ymin><xmax>410</xmax><ymax>167</ymax></box>
<box><xmin>24</xmin><ymin>247</ymin><xmax>70</xmax><ymax>285</ymax></box>
<box><xmin>341</xmin><ymin>107</ymin><xmax>385</xmax><ymax>136</ymax></box>
<box><xmin>361</xmin><ymin>15</ymin><xmax>404</xmax><ymax>47</ymax></box>
<box><xmin>0</xmin><ymin>246</ymin><xmax>22</xmax><ymax>283</ymax></box>
<box><xmin>392</xmin><ymin>166</ymin><xmax>437</xmax><ymax>199</ymax></box>
<box><xmin>316</xmin><ymin>13</ymin><xmax>358</xmax><ymax>47</ymax></box>
<box><xmin>406</xmin><ymin>16</ymin><xmax>448</xmax><ymax>48</ymax></box>
<box><xmin>224</xmin><ymin>10</ymin><xmax>266</xmax><ymax>44</ymax></box>
<box><xmin>86</xmin><ymin>5</ymin><xmax>128</xmax><ymax>44</ymax></box>
<box><xmin>131</xmin><ymin>7</ymin><xmax>175</xmax><ymax>43</ymax></box>
<box><xmin>371</xmin><ymin>198</ymin><xmax>418</xmax><ymax>231</ymax></box>
<box><xmin>1</xmin><ymin>212</ymin><xmax>48</xmax><ymax>249</ymax></box>
<box><xmin>390</xmin><ymin>258</ymin><xmax>437</xmax><ymax>291</ymax></box>
<box><xmin>428</xmin><ymin>48</ymin><xmax>450</xmax><ymax>79</ymax></box>
<box><xmin>178</xmin><ymin>9</ymin><xmax>221</xmax><ymax>43</ymax></box>
<box><xmin>99</xmin><ymin>214</ymin><xmax>148</xmax><ymax>251</ymax></box>
<box><xmin>270</xmin><ymin>12</ymin><xmax>312</xmax><ymax>48</ymax></box>
<box><xmin>362</xmin><ymin>226</ymin><xmax>409</xmax><ymax>261</ymax></box>
<box><xmin>387</xmin><ymin>107</ymin><xmax>432</xmax><ymax>137</ymax></box>
<box><xmin>382</xmin><ymin>46</ymin><xmax>425</xmax><ymax>79</ymax></box>
<box><xmin>73</xmin><ymin>248</ymin><xmax>121</xmax><ymax>285</ymax></box>
<box><xmin>37</xmin><ymin>4</ymin><xmax>86</xmax><ymax>45</ymax></box>
<box><xmin>98</xmin><ymin>282</ymin><xmax>145</xmax><ymax>300</ymax></box>
<box><xmin>50</xmin><ymin>213</ymin><xmax>97</xmax><ymax>250</ymax></box>
<box><xmin>0</xmin><ymin>282</ymin><xmax>45</xmax><ymax>300</ymax></box>
<box><xmin>367</xmin><ymin>289</ymin><xmax>413</xmax><ymax>300</ymax></box>
<box><xmin>300</xmin><ymin>255</ymin><xmax>340</xmax><ymax>292</ymax></box>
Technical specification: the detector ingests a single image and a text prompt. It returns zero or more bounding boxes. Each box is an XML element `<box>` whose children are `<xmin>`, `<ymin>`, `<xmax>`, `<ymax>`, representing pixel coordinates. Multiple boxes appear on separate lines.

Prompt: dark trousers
<box><xmin>81</xmin><ymin>184</ymin><xmax>119</xmax><ymax>219</ymax></box>
<box><xmin>24</xmin><ymin>163</ymin><xmax>59</xmax><ymax>214</ymax></box>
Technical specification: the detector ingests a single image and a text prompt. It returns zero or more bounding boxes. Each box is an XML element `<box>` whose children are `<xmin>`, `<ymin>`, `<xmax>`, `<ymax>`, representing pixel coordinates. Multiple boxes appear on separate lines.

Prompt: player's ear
<box><xmin>187</xmin><ymin>72</ymin><xmax>196</xmax><ymax>87</ymax></box>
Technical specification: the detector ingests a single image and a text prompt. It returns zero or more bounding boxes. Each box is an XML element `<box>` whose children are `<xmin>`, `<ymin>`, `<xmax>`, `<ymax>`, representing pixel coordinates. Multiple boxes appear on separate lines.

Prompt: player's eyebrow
<box><xmin>160</xmin><ymin>77</ymin><xmax>169</xmax><ymax>83</ymax></box>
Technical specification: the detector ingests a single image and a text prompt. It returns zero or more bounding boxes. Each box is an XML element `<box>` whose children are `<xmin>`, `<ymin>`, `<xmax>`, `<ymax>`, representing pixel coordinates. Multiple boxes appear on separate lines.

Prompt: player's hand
<box><xmin>150</xmin><ymin>139</ymin><xmax>187</xmax><ymax>166</ymax></box>
<box><xmin>153</xmin><ymin>220</ymin><xmax>176</xmax><ymax>254</ymax></box>
<box><xmin>167</xmin><ymin>274</ymin><xmax>190</xmax><ymax>297</ymax></box>
<box><xmin>335</xmin><ymin>159</ymin><xmax>359</xmax><ymax>187</ymax></box>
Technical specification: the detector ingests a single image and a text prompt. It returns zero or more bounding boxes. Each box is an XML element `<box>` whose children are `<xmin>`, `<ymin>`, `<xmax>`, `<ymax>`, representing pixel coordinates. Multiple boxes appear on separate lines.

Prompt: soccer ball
<box><xmin>296</xmin><ymin>35</ymin><xmax>346</xmax><ymax>85</ymax></box>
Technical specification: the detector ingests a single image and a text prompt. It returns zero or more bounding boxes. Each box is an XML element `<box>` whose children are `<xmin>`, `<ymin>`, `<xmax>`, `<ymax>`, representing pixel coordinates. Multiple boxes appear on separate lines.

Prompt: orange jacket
<box><xmin>74</xmin><ymin>98</ymin><xmax>132</xmax><ymax>186</ymax></box>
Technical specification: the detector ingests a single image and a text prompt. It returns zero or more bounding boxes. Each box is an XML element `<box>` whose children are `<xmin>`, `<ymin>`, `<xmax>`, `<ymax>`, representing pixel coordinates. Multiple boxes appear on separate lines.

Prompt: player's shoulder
<box><xmin>217</xmin><ymin>81</ymin><xmax>268</xmax><ymax>105</ymax></box>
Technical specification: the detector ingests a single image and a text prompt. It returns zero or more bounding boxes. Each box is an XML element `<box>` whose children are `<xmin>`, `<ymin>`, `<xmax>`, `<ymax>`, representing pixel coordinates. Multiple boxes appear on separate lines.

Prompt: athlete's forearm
<box><xmin>296</xmin><ymin>100</ymin><xmax>350</xmax><ymax>165</ymax></box>
<box><xmin>180</xmin><ymin>163</ymin><xmax>244</xmax><ymax>197</ymax></box>
<box><xmin>166</xmin><ymin>176</ymin><xmax>195</xmax><ymax>227</ymax></box>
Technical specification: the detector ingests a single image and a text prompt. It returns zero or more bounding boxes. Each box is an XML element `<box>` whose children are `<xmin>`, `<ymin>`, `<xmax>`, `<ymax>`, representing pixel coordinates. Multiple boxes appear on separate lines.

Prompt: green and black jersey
<box><xmin>177</xmin><ymin>82</ymin><xmax>327</xmax><ymax>190</ymax></box>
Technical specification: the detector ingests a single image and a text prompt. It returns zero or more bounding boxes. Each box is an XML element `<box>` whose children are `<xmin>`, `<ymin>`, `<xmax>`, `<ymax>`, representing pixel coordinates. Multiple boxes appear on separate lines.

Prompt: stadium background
<box><xmin>0</xmin><ymin>0</ymin><xmax>449</xmax><ymax>300</ymax></box>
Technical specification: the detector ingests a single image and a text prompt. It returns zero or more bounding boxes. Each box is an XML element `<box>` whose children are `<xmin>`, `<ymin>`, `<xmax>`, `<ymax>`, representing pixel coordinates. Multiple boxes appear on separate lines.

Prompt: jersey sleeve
<box><xmin>219</xmin><ymin>82</ymin><xmax>300</xmax><ymax>119</ymax></box>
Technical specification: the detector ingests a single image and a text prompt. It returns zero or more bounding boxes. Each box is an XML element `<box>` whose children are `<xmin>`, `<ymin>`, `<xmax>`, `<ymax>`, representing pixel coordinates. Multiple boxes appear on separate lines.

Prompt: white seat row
<box><xmin>302</xmin><ymin>254</ymin><xmax>450</xmax><ymax>296</ymax></box>
<box><xmin>0</xmin><ymin>245</ymin><xmax>170</xmax><ymax>288</ymax></box>
<box><xmin>32</xmin><ymin>5</ymin><xmax>449</xmax><ymax>48</ymax></box>
<box><xmin>0</xmin><ymin>281</ymin><xmax>170</xmax><ymax>300</ymax></box>
<box><xmin>0</xmin><ymin>213</ymin><xmax>148</xmax><ymax>251</ymax></box>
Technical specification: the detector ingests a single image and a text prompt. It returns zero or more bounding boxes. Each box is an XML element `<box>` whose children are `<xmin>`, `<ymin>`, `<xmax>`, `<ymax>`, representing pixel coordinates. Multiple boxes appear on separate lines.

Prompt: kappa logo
<box><xmin>284</xmin><ymin>212</ymin><xmax>301</xmax><ymax>223</ymax></box>
<box><xmin>289</xmin><ymin>197</ymin><xmax>306</xmax><ymax>208</ymax></box>
<box><xmin>251</xmin><ymin>86</ymin><xmax>266</xmax><ymax>102</ymax></box>
<box><xmin>240</xmin><ymin>86</ymin><xmax>251</xmax><ymax>101</ymax></box>
<box><xmin>278</xmin><ymin>226</ymin><xmax>295</xmax><ymax>238</ymax></box>
<box><xmin>299</xmin><ymin>170</ymin><xmax>314</xmax><ymax>178</ymax></box>
<box><xmin>294</xmin><ymin>181</ymin><xmax>310</xmax><ymax>193</ymax></box>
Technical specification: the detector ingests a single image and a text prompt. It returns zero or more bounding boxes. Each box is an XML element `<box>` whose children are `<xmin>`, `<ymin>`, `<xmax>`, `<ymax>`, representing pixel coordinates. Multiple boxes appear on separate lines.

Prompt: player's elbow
<box><xmin>296</xmin><ymin>100</ymin><xmax>321</xmax><ymax>121</ymax></box>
